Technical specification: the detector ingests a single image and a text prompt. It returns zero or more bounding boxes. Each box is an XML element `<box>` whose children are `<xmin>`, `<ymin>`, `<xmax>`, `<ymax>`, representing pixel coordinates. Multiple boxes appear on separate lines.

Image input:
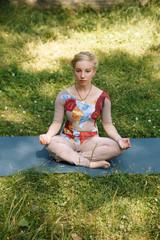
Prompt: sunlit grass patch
<box><xmin>1</xmin><ymin>108</ymin><xmax>31</xmax><ymax>123</ymax></box>
<box><xmin>1</xmin><ymin>3</ymin><xmax>159</xmax><ymax>73</ymax></box>
<box><xmin>16</xmin><ymin>18</ymin><xmax>160</xmax><ymax>73</ymax></box>
<box><xmin>38</xmin><ymin>82</ymin><xmax>57</xmax><ymax>98</ymax></box>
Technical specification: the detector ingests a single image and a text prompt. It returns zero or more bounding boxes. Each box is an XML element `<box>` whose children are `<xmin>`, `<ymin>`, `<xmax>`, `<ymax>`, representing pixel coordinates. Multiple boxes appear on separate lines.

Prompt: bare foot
<box><xmin>89</xmin><ymin>161</ymin><xmax>110</xmax><ymax>169</ymax></box>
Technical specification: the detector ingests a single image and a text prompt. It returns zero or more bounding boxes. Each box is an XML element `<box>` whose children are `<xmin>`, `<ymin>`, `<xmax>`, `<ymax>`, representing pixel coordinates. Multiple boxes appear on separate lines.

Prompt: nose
<box><xmin>81</xmin><ymin>71</ymin><xmax>85</xmax><ymax>78</ymax></box>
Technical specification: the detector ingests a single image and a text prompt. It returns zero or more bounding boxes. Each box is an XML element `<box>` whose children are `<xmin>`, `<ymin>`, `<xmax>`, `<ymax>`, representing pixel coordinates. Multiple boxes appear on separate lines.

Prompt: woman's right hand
<box><xmin>39</xmin><ymin>134</ymin><xmax>52</xmax><ymax>145</ymax></box>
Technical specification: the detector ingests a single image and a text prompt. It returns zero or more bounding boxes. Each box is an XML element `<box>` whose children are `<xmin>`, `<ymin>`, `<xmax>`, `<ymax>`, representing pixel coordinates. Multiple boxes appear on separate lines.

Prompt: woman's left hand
<box><xmin>117</xmin><ymin>138</ymin><xmax>131</xmax><ymax>150</ymax></box>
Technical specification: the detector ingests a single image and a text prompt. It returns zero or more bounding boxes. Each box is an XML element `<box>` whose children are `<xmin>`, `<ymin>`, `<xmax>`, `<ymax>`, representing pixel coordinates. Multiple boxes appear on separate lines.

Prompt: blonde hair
<box><xmin>71</xmin><ymin>51</ymin><xmax>98</xmax><ymax>69</ymax></box>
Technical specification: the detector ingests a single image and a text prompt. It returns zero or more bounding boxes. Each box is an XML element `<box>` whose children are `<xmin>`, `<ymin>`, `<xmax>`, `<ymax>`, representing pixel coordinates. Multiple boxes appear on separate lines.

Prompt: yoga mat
<box><xmin>0</xmin><ymin>137</ymin><xmax>160</xmax><ymax>177</ymax></box>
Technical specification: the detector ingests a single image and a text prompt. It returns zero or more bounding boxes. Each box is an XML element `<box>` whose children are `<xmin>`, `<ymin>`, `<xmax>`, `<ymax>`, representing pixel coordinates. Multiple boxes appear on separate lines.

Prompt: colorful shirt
<box><xmin>53</xmin><ymin>88</ymin><xmax>112</xmax><ymax>146</ymax></box>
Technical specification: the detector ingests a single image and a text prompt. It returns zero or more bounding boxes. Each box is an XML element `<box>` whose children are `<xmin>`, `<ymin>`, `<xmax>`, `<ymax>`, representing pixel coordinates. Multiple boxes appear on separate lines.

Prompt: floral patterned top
<box><xmin>53</xmin><ymin>88</ymin><xmax>112</xmax><ymax>146</ymax></box>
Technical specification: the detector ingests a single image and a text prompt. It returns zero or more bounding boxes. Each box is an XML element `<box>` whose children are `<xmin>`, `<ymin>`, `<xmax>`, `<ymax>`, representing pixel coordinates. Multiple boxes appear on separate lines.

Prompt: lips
<box><xmin>80</xmin><ymin>80</ymin><xmax>86</xmax><ymax>83</ymax></box>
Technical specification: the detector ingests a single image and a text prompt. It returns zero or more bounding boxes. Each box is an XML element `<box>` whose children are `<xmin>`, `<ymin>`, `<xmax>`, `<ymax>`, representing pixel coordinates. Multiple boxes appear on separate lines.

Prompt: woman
<box><xmin>39</xmin><ymin>51</ymin><xmax>131</xmax><ymax>169</ymax></box>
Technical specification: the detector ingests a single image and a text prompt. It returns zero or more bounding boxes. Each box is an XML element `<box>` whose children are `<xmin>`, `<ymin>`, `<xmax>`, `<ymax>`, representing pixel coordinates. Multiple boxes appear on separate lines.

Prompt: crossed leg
<box><xmin>46</xmin><ymin>135</ymin><xmax>123</xmax><ymax>169</ymax></box>
<box><xmin>46</xmin><ymin>136</ymin><xmax>91</xmax><ymax>167</ymax></box>
<box><xmin>77</xmin><ymin>136</ymin><xmax>123</xmax><ymax>168</ymax></box>
<box><xmin>78</xmin><ymin>136</ymin><xmax>123</xmax><ymax>161</ymax></box>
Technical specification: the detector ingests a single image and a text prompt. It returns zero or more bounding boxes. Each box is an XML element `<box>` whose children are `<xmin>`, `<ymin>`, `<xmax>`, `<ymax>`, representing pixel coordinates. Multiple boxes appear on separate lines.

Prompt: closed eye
<box><xmin>75</xmin><ymin>69</ymin><xmax>91</xmax><ymax>73</ymax></box>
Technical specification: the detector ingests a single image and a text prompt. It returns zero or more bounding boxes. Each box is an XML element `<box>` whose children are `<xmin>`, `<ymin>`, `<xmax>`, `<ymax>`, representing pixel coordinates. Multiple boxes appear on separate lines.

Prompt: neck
<box><xmin>75</xmin><ymin>83</ymin><xmax>92</xmax><ymax>92</ymax></box>
<box><xmin>75</xmin><ymin>83</ymin><xmax>92</xmax><ymax>101</ymax></box>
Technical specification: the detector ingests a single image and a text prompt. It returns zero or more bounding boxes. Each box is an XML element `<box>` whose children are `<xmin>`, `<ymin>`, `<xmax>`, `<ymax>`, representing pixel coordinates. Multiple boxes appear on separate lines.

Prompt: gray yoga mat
<box><xmin>0</xmin><ymin>137</ymin><xmax>160</xmax><ymax>177</ymax></box>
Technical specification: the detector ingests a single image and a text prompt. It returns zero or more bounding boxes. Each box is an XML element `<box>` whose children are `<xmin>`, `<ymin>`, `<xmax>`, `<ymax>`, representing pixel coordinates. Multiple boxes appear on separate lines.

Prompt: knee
<box><xmin>46</xmin><ymin>136</ymin><xmax>58</xmax><ymax>151</ymax></box>
<box><xmin>108</xmin><ymin>139</ymin><xmax>118</xmax><ymax>148</ymax></box>
<box><xmin>110</xmin><ymin>140</ymin><xmax>123</xmax><ymax>154</ymax></box>
<box><xmin>46</xmin><ymin>136</ymin><xmax>72</xmax><ymax>156</ymax></box>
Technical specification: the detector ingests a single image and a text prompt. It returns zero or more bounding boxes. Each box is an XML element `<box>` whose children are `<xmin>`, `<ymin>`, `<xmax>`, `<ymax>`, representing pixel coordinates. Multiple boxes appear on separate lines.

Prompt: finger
<box><xmin>39</xmin><ymin>135</ymin><xmax>43</xmax><ymax>140</ymax></box>
<box><xmin>39</xmin><ymin>137</ymin><xmax>43</xmax><ymax>144</ymax></box>
<box><xmin>39</xmin><ymin>137</ymin><xmax>46</xmax><ymax>145</ymax></box>
<box><xmin>128</xmin><ymin>140</ymin><xmax>131</xmax><ymax>147</ymax></box>
<box><xmin>121</xmin><ymin>145</ymin><xmax>126</xmax><ymax>150</ymax></box>
<box><xmin>125</xmin><ymin>139</ymin><xmax>131</xmax><ymax>148</ymax></box>
<box><xmin>40</xmin><ymin>140</ymin><xmax>44</xmax><ymax>145</ymax></box>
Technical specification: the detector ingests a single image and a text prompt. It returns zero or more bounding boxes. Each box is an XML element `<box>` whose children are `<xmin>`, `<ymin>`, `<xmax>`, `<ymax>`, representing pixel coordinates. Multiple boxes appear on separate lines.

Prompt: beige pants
<box><xmin>46</xmin><ymin>135</ymin><xmax>123</xmax><ymax>168</ymax></box>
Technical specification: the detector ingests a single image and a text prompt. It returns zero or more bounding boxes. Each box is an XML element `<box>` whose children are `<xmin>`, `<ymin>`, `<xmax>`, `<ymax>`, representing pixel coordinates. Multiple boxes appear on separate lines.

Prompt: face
<box><xmin>74</xmin><ymin>60</ymin><xmax>96</xmax><ymax>86</ymax></box>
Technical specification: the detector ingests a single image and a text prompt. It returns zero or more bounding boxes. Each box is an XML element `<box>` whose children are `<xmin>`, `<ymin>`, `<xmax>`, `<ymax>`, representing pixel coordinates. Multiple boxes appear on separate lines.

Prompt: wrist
<box><xmin>46</xmin><ymin>133</ymin><xmax>53</xmax><ymax>138</ymax></box>
<box><xmin>116</xmin><ymin>138</ymin><xmax>122</xmax><ymax>142</ymax></box>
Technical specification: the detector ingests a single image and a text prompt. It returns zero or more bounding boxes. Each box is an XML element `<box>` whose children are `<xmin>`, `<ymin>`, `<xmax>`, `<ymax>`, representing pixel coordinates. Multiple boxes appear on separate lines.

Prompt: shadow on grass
<box><xmin>0</xmin><ymin>48</ymin><xmax>159</xmax><ymax>137</ymax></box>
<box><xmin>0</xmin><ymin>1</ymin><xmax>100</xmax><ymax>42</ymax></box>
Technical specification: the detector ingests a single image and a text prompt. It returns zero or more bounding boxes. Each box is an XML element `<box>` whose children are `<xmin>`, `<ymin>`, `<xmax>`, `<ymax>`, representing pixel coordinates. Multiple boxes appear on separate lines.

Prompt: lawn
<box><xmin>0</xmin><ymin>1</ymin><xmax>160</xmax><ymax>239</ymax></box>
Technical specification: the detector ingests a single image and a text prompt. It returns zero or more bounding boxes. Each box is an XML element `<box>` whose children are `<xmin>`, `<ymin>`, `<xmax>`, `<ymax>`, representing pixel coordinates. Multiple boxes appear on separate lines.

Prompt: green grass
<box><xmin>0</xmin><ymin>1</ymin><xmax>160</xmax><ymax>137</ymax></box>
<box><xmin>0</xmin><ymin>171</ymin><xmax>160</xmax><ymax>239</ymax></box>
<box><xmin>0</xmin><ymin>2</ymin><xmax>160</xmax><ymax>239</ymax></box>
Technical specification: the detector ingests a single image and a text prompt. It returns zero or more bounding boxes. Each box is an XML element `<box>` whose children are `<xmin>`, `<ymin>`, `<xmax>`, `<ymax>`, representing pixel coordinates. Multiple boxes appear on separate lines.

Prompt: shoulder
<box><xmin>57</xmin><ymin>88</ymin><xmax>68</xmax><ymax>95</ymax></box>
<box><xmin>56</xmin><ymin>88</ymin><xmax>77</xmax><ymax>103</ymax></box>
<box><xmin>93</xmin><ymin>85</ymin><xmax>111</xmax><ymax>102</ymax></box>
<box><xmin>56</xmin><ymin>89</ymin><xmax>68</xmax><ymax>99</ymax></box>
<box><xmin>92</xmin><ymin>85</ymin><xmax>102</xmax><ymax>93</ymax></box>
<box><xmin>102</xmin><ymin>91</ymin><xmax>111</xmax><ymax>102</ymax></box>
<box><xmin>93</xmin><ymin>85</ymin><xmax>110</xmax><ymax>98</ymax></box>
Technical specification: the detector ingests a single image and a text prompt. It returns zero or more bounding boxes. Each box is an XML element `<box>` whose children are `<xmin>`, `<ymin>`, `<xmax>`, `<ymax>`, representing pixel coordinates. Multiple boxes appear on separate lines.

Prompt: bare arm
<box><xmin>103</xmin><ymin>123</ymin><xmax>131</xmax><ymax>150</ymax></box>
<box><xmin>39</xmin><ymin>122</ymin><xmax>62</xmax><ymax>145</ymax></box>
<box><xmin>103</xmin><ymin>123</ymin><xmax>122</xmax><ymax>142</ymax></box>
<box><xmin>46</xmin><ymin>122</ymin><xmax>62</xmax><ymax>137</ymax></box>
<box><xmin>39</xmin><ymin>90</ymin><xmax>65</xmax><ymax>145</ymax></box>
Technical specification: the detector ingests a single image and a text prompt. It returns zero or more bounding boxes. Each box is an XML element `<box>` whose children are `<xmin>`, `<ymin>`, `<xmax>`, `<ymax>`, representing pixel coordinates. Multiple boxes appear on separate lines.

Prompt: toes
<box><xmin>89</xmin><ymin>161</ymin><xmax>111</xmax><ymax>169</ymax></box>
<box><xmin>103</xmin><ymin>161</ymin><xmax>110</xmax><ymax>169</ymax></box>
